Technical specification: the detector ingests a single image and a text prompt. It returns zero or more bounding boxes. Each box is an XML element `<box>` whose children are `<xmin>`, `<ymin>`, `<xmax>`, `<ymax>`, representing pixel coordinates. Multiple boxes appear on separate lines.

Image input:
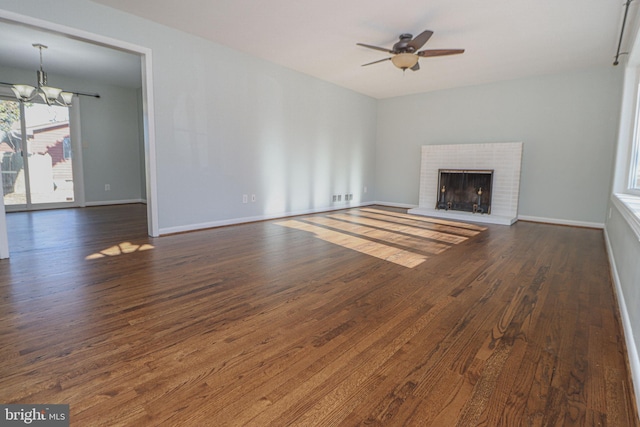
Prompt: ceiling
<box><xmin>0</xmin><ymin>1</ymin><xmax>634</xmax><ymax>99</ymax></box>
<box><xmin>0</xmin><ymin>19</ymin><xmax>142</xmax><ymax>90</ymax></box>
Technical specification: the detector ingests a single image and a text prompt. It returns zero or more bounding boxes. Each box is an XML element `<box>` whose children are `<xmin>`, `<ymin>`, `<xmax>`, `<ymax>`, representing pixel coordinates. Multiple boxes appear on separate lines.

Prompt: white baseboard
<box><xmin>159</xmin><ymin>202</ymin><xmax>376</xmax><ymax>235</ymax></box>
<box><xmin>604</xmin><ymin>227</ymin><xmax>640</xmax><ymax>414</ymax></box>
<box><xmin>84</xmin><ymin>199</ymin><xmax>146</xmax><ymax>207</ymax></box>
<box><xmin>366</xmin><ymin>206</ymin><xmax>603</xmax><ymax>228</ymax></box>
<box><xmin>372</xmin><ymin>201</ymin><xmax>418</xmax><ymax>209</ymax></box>
<box><xmin>371</xmin><ymin>207</ymin><xmax>603</xmax><ymax>228</ymax></box>
<box><xmin>409</xmin><ymin>207</ymin><xmax>517</xmax><ymax>226</ymax></box>
<box><xmin>518</xmin><ymin>215</ymin><xmax>604</xmax><ymax>229</ymax></box>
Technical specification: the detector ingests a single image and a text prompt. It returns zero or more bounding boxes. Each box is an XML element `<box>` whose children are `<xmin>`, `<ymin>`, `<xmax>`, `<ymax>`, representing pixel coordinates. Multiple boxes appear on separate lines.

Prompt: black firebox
<box><xmin>435</xmin><ymin>169</ymin><xmax>493</xmax><ymax>214</ymax></box>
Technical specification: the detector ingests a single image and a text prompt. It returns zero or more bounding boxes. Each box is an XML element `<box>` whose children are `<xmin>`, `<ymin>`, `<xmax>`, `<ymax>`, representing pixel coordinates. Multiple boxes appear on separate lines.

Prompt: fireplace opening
<box><xmin>435</xmin><ymin>169</ymin><xmax>493</xmax><ymax>214</ymax></box>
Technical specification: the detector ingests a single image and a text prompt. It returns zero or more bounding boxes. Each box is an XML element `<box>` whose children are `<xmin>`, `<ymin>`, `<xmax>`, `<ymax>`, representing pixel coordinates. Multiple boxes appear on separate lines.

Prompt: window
<box><xmin>0</xmin><ymin>97</ymin><xmax>77</xmax><ymax>208</ymax></box>
<box><xmin>631</xmin><ymin>84</ymin><xmax>640</xmax><ymax>191</ymax></box>
<box><xmin>63</xmin><ymin>136</ymin><xmax>72</xmax><ymax>160</ymax></box>
<box><xmin>610</xmin><ymin>70</ymin><xmax>640</xmax><ymax>239</ymax></box>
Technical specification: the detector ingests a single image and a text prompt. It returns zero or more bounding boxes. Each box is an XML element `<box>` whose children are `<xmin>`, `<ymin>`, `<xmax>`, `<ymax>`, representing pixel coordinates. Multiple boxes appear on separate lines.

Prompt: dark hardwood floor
<box><xmin>0</xmin><ymin>204</ymin><xmax>638</xmax><ymax>426</ymax></box>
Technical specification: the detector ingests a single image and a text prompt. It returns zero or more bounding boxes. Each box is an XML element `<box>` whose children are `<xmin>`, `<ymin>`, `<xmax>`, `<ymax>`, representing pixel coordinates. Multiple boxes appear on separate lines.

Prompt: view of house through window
<box><xmin>0</xmin><ymin>98</ymin><xmax>74</xmax><ymax>208</ymax></box>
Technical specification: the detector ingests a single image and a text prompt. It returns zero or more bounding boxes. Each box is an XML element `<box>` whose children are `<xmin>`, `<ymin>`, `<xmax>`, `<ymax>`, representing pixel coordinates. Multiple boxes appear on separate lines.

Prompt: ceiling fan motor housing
<box><xmin>393</xmin><ymin>34</ymin><xmax>415</xmax><ymax>53</ymax></box>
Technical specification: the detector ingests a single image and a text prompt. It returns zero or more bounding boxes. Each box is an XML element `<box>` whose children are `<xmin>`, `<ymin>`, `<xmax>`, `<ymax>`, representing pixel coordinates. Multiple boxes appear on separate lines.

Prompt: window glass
<box><xmin>0</xmin><ymin>98</ymin><xmax>73</xmax><ymax>207</ymax></box>
<box><xmin>633</xmin><ymin>148</ymin><xmax>640</xmax><ymax>189</ymax></box>
<box><xmin>631</xmin><ymin>85</ymin><xmax>640</xmax><ymax>190</ymax></box>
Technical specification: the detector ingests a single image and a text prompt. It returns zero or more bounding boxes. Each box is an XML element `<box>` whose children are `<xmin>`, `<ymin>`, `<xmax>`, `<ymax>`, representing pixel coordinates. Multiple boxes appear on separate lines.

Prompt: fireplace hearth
<box><xmin>435</xmin><ymin>169</ymin><xmax>493</xmax><ymax>214</ymax></box>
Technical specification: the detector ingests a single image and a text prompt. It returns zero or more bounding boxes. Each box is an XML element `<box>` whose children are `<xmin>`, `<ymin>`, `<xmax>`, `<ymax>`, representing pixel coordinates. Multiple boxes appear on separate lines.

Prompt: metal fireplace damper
<box><xmin>435</xmin><ymin>169</ymin><xmax>493</xmax><ymax>214</ymax></box>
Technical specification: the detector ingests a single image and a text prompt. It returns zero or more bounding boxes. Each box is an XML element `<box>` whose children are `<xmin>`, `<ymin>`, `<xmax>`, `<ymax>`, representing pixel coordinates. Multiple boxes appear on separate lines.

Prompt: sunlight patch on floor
<box><xmin>304</xmin><ymin>215</ymin><xmax>454</xmax><ymax>255</ymax></box>
<box><xmin>324</xmin><ymin>213</ymin><xmax>469</xmax><ymax>245</ymax></box>
<box><xmin>86</xmin><ymin>242</ymin><xmax>155</xmax><ymax>260</ymax></box>
<box><xmin>274</xmin><ymin>208</ymin><xmax>486</xmax><ymax>268</ymax></box>
<box><xmin>275</xmin><ymin>219</ymin><xmax>427</xmax><ymax>268</ymax></box>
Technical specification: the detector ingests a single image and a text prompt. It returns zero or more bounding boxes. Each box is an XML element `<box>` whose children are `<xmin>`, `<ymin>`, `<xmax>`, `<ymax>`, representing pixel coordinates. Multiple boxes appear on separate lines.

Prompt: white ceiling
<box><xmin>0</xmin><ymin>1</ymin><xmax>634</xmax><ymax>99</ymax></box>
<box><xmin>0</xmin><ymin>19</ymin><xmax>142</xmax><ymax>89</ymax></box>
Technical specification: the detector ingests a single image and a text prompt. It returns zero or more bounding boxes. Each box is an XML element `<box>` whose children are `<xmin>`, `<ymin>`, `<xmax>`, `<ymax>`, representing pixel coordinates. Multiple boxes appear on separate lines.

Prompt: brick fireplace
<box><xmin>408</xmin><ymin>142</ymin><xmax>523</xmax><ymax>225</ymax></box>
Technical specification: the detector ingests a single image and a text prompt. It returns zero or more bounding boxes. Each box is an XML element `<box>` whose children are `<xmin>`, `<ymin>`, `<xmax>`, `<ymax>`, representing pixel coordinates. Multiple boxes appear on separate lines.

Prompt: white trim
<box><xmin>140</xmin><ymin>51</ymin><xmax>159</xmax><ymax>237</ymax></box>
<box><xmin>612</xmin><ymin>193</ymin><xmax>640</xmax><ymax>240</ymax></box>
<box><xmin>604</xmin><ymin>227</ymin><xmax>640</xmax><ymax>414</ymax></box>
<box><xmin>410</xmin><ymin>207</ymin><xmax>516</xmax><ymax>226</ymax></box>
<box><xmin>627</xmin><ymin>75</ymin><xmax>640</xmax><ymax>191</ymax></box>
<box><xmin>0</xmin><ymin>202</ymin><xmax>8</xmax><ymax>259</ymax></box>
<box><xmin>517</xmin><ymin>215</ymin><xmax>604</xmax><ymax>229</ymax></box>
<box><xmin>84</xmin><ymin>199</ymin><xmax>145</xmax><ymax>207</ymax></box>
<box><xmin>0</xmin><ymin>10</ymin><xmax>148</xmax><ymax>57</ymax></box>
<box><xmin>6</xmin><ymin>203</ymin><xmax>82</xmax><ymax>213</ymax></box>
<box><xmin>0</xmin><ymin>9</ymin><xmax>159</xmax><ymax>240</ymax></box>
<box><xmin>159</xmin><ymin>202</ymin><xmax>376</xmax><ymax>235</ymax></box>
<box><xmin>618</xmin><ymin>68</ymin><xmax>640</xmax><ymax>192</ymax></box>
<box><xmin>70</xmin><ymin>96</ymin><xmax>85</xmax><ymax>207</ymax></box>
<box><xmin>372</xmin><ymin>201</ymin><xmax>417</xmax><ymax>209</ymax></box>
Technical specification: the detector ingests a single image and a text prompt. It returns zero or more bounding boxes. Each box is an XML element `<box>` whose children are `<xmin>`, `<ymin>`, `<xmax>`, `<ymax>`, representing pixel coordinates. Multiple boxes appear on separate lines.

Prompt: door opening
<box><xmin>1</xmin><ymin>98</ymin><xmax>80</xmax><ymax>211</ymax></box>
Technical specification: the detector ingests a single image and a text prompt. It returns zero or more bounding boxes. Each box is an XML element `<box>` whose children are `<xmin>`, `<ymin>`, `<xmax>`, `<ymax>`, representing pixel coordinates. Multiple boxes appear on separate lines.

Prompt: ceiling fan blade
<box><xmin>410</xmin><ymin>62</ymin><xmax>420</xmax><ymax>71</ymax></box>
<box><xmin>361</xmin><ymin>57</ymin><xmax>392</xmax><ymax>67</ymax></box>
<box><xmin>417</xmin><ymin>49</ymin><xmax>465</xmax><ymax>57</ymax></box>
<box><xmin>357</xmin><ymin>43</ymin><xmax>394</xmax><ymax>54</ymax></box>
<box><xmin>407</xmin><ymin>30</ymin><xmax>433</xmax><ymax>51</ymax></box>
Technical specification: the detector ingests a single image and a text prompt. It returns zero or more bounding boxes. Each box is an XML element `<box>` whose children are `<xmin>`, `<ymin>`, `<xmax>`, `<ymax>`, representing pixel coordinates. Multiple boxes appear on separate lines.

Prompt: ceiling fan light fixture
<box><xmin>391</xmin><ymin>53</ymin><xmax>419</xmax><ymax>70</ymax></box>
<box><xmin>357</xmin><ymin>30</ymin><xmax>464</xmax><ymax>73</ymax></box>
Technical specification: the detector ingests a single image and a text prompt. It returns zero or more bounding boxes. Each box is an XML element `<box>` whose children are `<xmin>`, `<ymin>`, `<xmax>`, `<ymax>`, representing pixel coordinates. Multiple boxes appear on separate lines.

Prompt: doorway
<box><xmin>0</xmin><ymin>13</ymin><xmax>159</xmax><ymax>259</ymax></box>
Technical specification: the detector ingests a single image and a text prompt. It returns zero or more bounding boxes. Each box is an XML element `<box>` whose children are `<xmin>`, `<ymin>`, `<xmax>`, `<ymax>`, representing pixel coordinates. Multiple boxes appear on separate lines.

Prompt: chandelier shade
<box><xmin>40</xmin><ymin>86</ymin><xmax>63</xmax><ymax>103</ymax></box>
<box><xmin>60</xmin><ymin>91</ymin><xmax>74</xmax><ymax>105</ymax></box>
<box><xmin>11</xmin><ymin>84</ymin><xmax>36</xmax><ymax>101</ymax></box>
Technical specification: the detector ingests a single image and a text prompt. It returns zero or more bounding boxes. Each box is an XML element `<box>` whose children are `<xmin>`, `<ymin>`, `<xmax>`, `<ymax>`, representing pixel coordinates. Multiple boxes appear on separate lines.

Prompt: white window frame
<box><xmin>628</xmin><ymin>80</ymin><xmax>640</xmax><ymax>195</ymax></box>
<box><xmin>0</xmin><ymin>90</ymin><xmax>84</xmax><ymax>212</ymax></box>
<box><xmin>612</xmin><ymin>63</ymin><xmax>640</xmax><ymax>239</ymax></box>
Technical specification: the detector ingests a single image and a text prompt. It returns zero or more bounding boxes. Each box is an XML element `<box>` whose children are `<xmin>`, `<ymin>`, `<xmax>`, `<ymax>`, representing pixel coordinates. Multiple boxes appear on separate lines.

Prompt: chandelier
<box><xmin>10</xmin><ymin>43</ymin><xmax>74</xmax><ymax>107</ymax></box>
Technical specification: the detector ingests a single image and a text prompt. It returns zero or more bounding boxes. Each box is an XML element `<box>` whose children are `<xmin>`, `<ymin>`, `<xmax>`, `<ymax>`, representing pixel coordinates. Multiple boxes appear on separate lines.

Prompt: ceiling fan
<box><xmin>357</xmin><ymin>30</ymin><xmax>464</xmax><ymax>71</ymax></box>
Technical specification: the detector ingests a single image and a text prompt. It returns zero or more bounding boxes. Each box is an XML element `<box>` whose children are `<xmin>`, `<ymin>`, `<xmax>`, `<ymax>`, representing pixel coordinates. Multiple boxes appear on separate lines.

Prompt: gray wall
<box><xmin>0</xmin><ymin>64</ymin><xmax>144</xmax><ymax>204</ymax></box>
<box><xmin>77</xmin><ymin>79</ymin><xmax>144</xmax><ymax>203</ymax></box>
<box><xmin>376</xmin><ymin>67</ymin><xmax>623</xmax><ymax>225</ymax></box>
<box><xmin>605</xmin><ymin>11</ymin><xmax>640</xmax><ymax>410</ymax></box>
<box><xmin>606</xmin><ymin>208</ymin><xmax>640</xmax><ymax>375</ymax></box>
<box><xmin>148</xmin><ymin>28</ymin><xmax>377</xmax><ymax>231</ymax></box>
<box><xmin>0</xmin><ymin>0</ymin><xmax>378</xmax><ymax>232</ymax></box>
<box><xmin>3</xmin><ymin>1</ymin><xmax>622</xmax><ymax>230</ymax></box>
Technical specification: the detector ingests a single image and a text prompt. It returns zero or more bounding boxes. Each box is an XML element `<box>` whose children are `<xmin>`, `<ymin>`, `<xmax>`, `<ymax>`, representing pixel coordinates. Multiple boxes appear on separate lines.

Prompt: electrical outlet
<box><xmin>243</xmin><ymin>194</ymin><xmax>248</xmax><ymax>203</ymax></box>
<box><xmin>104</xmin><ymin>184</ymin><xmax>110</xmax><ymax>191</ymax></box>
<box><xmin>338</xmin><ymin>195</ymin><xmax>342</xmax><ymax>201</ymax></box>
<box><xmin>251</xmin><ymin>194</ymin><xmax>256</xmax><ymax>202</ymax></box>
<box><xmin>364</xmin><ymin>186</ymin><xmax>367</xmax><ymax>193</ymax></box>
<box><xmin>332</xmin><ymin>195</ymin><xmax>337</xmax><ymax>202</ymax></box>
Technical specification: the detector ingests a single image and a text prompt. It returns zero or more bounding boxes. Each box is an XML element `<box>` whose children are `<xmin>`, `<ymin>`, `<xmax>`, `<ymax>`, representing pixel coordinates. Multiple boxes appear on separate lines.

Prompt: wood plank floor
<box><xmin>0</xmin><ymin>204</ymin><xmax>638</xmax><ymax>426</ymax></box>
